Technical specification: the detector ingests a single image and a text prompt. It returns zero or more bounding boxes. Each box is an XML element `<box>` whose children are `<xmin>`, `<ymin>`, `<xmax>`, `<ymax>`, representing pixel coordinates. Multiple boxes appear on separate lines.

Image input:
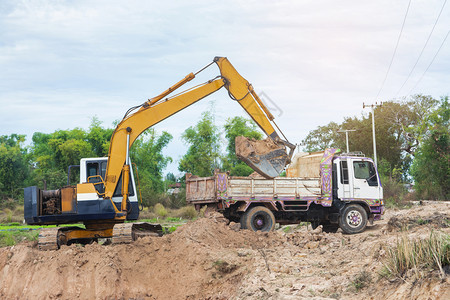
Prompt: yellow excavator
<box><xmin>24</xmin><ymin>57</ymin><xmax>295</xmax><ymax>249</ymax></box>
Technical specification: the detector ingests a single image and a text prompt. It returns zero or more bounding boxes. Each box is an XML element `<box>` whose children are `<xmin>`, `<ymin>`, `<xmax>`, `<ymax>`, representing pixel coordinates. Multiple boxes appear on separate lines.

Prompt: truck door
<box><xmin>350</xmin><ymin>160</ymin><xmax>381</xmax><ymax>199</ymax></box>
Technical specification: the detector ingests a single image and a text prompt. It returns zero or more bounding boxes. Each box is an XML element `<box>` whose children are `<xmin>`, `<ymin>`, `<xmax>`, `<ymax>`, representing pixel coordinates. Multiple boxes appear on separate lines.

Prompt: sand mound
<box><xmin>0</xmin><ymin>216</ymin><xmax>285</xmax><ymax>299</ymax></box>
<box><xmin>0</xmin><ymin>201</ymin><xmax>449</xmax><ymax>299</ymax></box>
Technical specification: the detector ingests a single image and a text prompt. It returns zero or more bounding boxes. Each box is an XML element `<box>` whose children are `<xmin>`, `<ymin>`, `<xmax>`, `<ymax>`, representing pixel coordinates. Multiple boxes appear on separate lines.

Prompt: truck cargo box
<box><xmin>186</xmin><ymin>172</ymin><xmax>321</xmax><ymax>205</ymax></box>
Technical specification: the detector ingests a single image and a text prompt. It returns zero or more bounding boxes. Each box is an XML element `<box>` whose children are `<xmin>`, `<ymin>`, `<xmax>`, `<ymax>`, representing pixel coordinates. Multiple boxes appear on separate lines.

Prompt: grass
<box><xmin>212</xmin><ymin>259</ymin><xmax>237</xmax><ymax>274</ymax></box>
<box><xmin>381</xmin><ymin>231</ymin><xmax>450</xmax><ymax>281</ymax></box>
<box><xmin>0</xmin><ymin>203</ymin><xmax>199</xmax><ymax>247</ymax></box>
<box><xmin>349</xmin><ymin>269</ymin><xmax>372</xmax><ymax>291</ymax></box>
<box><xmin>0</xmin><ymin>230</ymin><xmax>39</xmax><ymax>247</ymax></box>
<box><xmin>0</xmin><ymin>216</ymin><xmax>187</xmax><ymax>248</ymax></box>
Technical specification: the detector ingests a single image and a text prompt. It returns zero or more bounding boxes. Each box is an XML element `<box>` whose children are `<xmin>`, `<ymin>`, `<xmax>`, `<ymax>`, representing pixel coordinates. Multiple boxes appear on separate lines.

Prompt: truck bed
<box><xmin>186</xmin><ymin>173</ymin><xmax>321</xmax><ymax>204</ymax></box>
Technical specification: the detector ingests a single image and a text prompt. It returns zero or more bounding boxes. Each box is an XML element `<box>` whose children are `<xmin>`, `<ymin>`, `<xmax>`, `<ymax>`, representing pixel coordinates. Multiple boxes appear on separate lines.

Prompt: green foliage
<box><xmin>174</xmin><ymin>205</ymin><xmax>197</xmax><ymax>219</ymax></box>
<box><xmin>0</xmin><ymin>134</ymin><xmax>29</xmax><ymax>200</ymax></box>
<box><xmin>154</xmin><ymin>203</ymin><xmax>168</xmax><ymax>218</ymax></box>
<box><xmin>167</xmin><ymin>190</ymin><xmax>186</xmax><ymax>209</ymax></box>
<box><xmin>130</xmin><ymin>128</ymin><xmax>172</xmax><ymax>194</ymax></box>
<box><xmin>0</xmin><ymin>229</ymin><xmax>39</xmax><ymax>247</ymax></box>
<box><xmin>349</xmin><ymin>269</ymin><xmax>372</xmax><ymax>292</ymax></box>
<box><xmin>222</xmin><ymin>116</ymin><xmax>263</xmax><ymax>176</ymax></box>
<box><xmin>302</xmin><ymin>121</ymin><xmax>342</xmax><ymax>152</ymax></box>
<box><xmin>178</xmin><ymin>111</ymin><xmax>221</xmax><ymax>177</ymax></box>
<box><xmin>301</xmin><ymin>96</ymin><xmax>442</xmax><ymax>182</ymax></box>
<box><xmin>87</xmin><ymin>116</ymin><xmax>114</xmax><ymax>157</ymax></box>
<box><xmin>411</xmin><ymin>97</ymin><xmax>449</xmax><ymax>200</ymax></box>
<box><xmin>381</xmin><ymin>175</ymin><xmax>410</xmax><ymax>209</ymax></box>
<box><xmin>29</xmin><ymin>122</ymin><xmax>103</xmax><ymax>188</ymax></box>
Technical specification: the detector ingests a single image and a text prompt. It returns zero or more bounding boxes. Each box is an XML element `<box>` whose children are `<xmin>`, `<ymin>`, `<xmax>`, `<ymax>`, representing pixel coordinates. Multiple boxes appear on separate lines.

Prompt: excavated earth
<box><xmin>0</xmin><ymin>201</ymin><xmax>449</xmax><ymax>299</ymax></box>
<box><xmin>235</xmin><ymin>136</ymin><xmax>284</xmax><ymax>158</ymax></box>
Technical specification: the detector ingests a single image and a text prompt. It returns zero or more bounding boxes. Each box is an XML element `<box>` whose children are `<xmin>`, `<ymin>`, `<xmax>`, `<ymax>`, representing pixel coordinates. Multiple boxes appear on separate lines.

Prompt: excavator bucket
<box><xmin>235</xmin><ymin>136</ymin><xmax>290</xmax><ymax>178</ymax></box>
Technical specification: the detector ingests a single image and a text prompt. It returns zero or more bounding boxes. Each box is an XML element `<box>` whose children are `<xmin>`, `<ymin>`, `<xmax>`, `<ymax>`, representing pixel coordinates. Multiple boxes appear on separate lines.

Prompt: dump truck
<box><xmin>186</xmin><ymin>149</ymin><xmax>384</xmax><ymax>234</ymax></box>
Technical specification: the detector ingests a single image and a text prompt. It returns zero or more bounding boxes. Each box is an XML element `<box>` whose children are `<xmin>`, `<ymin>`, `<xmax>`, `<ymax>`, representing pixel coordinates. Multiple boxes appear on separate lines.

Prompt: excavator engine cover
<box><xmin>235</xmin><ymin>136</ymin><xmax>289</xmax><ymax>178</ymax></box>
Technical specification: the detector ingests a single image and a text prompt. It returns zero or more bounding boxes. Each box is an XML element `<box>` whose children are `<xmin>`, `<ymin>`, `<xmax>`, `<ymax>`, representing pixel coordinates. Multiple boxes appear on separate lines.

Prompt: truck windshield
<box><xmin>353</xmin><ymin>161</ymin><xmax>378</xmax><ymax>186</ymax></box>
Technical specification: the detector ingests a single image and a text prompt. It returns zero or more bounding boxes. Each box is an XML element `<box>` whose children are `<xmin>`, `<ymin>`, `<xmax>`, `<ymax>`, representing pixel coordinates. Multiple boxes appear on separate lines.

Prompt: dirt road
<box><xmin>0</xmin><ymin>201</ymin><xmax>448</xmax><ymax>299</ymax></box>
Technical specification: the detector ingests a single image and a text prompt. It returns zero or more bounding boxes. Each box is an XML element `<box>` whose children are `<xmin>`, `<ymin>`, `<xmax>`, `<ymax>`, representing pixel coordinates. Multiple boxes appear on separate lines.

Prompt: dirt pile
<box><xmin>0</xmin><ymin>215</ymin><xmax>285</xmax><ymax>299</ymax></box>
<box><xmin>235</xmin><ymin>136</ymin><xmax>283</xmax><ymax>158</ymax></box>
<box><xmin>0</xmin><ymin>202</ymin><xmax>449</xmax><ymax>299</ymax></box>
<box><xmin>235</xmin><ymin>136</ymin><xmax>288</xmax><ymax>178</ymax></box>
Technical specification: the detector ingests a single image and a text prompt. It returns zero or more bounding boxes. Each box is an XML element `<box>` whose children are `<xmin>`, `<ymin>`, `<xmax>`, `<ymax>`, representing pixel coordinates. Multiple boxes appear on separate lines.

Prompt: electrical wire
<box><xmin>408</xmin><ymin>30</ymin><xmax>450</xmax><ymax>95</ymax></box>
<box><xmin>396</xmin><ymin>0</ymin><xmax>448</xmax><ymax>97</ymax></box>
<box><xmin>375</xmin><ymin>0</ymin><xmax>412</xmax><ymax>101</ymax></box>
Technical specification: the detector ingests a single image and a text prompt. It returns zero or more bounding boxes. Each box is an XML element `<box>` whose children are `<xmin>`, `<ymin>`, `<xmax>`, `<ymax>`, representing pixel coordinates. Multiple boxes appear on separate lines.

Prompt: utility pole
<box><xmin>363</xmin><ymin>102</ymin><xmax>382</xmax><ymax>168</ymax></box>
<box><xmin>338</xmin><ymin>129</ymin><xmax>356</xmax><ymax>153</ymax></box>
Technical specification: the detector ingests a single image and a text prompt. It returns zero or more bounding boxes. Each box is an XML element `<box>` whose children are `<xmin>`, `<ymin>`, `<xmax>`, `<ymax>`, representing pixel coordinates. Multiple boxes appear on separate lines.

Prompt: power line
<box><xmin>375</xmin><ymin>0</ymin><xmax>412</xmax><ymax>101</ymax></box>
<box><xmin>408</xmin><ymin>30</ymin><xmax>450</xmax><ymax>95</ymax></box>
<box><xmin>396</xmin><ymin>0</ymin><xmax>448</xmax><ymax>97</ymax></box>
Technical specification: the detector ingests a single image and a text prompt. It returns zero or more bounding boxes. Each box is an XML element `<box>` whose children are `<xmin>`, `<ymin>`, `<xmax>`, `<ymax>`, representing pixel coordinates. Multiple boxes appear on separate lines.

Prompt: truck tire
<box><xmin>242</xmin><ymin>206</ymin><xmax>275</xmax><ymax>232</ymax></box>
<box><xmin>339</xmin><ymin>204</ymin><xmax>368</xmax><ymax>234</ymax></box>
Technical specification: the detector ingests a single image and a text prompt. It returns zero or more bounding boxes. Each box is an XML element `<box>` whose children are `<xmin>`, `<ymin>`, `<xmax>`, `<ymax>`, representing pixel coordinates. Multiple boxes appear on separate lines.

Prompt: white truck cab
<box><xmin>334</xmin><ymin>156</ymin><xmax>383</xmax><ymax>202</ymax></box>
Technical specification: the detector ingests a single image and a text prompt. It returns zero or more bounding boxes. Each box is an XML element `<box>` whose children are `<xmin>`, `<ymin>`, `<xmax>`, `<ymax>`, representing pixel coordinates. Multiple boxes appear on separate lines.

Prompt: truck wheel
<box><xmin>240</xmin><ymin>213</ymin><xmax>248</xmax><ymax>230</ymax></box>
<box><xmin>242</xmin><ymin>206</ymin><xmax>275</xmax><ymax>232</ymax></box>
<box><xmin>339</xmin><ymin>204</ymin><xmax>368</xmax><ymax>234</ymax></box>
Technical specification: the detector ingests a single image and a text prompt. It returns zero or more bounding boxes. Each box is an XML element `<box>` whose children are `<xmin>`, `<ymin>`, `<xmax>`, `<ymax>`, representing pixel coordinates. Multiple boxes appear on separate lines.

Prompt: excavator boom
<box><xmin>105</xmin><ymin>56</ymin><xmax>294</xmax><ymax>201</ymax></box>
<box><xmin>25</xmin><ymin>56</ymin><xmax>294</xmax><ymax>249</ymax></box>
<box><xmin>214</xmin><ymin>57</ymin><xmax>295</xmax><ymax>177</ymax></box>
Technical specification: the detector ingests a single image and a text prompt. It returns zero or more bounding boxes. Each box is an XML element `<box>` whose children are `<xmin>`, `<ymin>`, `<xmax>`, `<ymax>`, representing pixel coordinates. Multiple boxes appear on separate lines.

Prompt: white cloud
<box><xmin>0</xmin><ymin>0</ymin><xmax>448</xmax><ymax>175</ymax></box>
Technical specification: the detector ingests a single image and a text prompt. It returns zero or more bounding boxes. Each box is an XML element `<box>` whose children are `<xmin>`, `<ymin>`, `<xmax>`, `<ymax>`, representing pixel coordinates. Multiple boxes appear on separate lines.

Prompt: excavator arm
<box><xmin>103</xmin><ymin>57</ymin><xmax>295</xmax><ymax>207</ymax></box>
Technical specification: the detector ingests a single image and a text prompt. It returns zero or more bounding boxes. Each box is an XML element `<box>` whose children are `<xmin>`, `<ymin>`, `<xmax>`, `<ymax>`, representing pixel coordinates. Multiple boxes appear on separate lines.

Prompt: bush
<box><xmin>166</xmin><ymin>190</ymin><xmax>186</xmax><ymax>209</ymax></box>
<box><xmin>0</xmin><ymin>198</ymin><xmax>20</xmax><ymax>210</ymax></box>
<box><xmin>141</xmin><ymin>189</ymin><xmax>170</xmax><ymax>208</ymax></box>
<box><xmin>350</xmin><ymin>269</ymin><xmax>372</xmax><ymax>292</ymax></box>
<box><xmin>174</xmin><ymin>206</ymin><xmax>197</xmax><ymax>220</ymax></box>
<box><xmin>381</xmin><ymin>176</ymin><xmax>410</xmax><ymax>208</ymax></box>
<box><xmin>154</xmin><ymin>203</ymin><xmax>168</xmax><ymax>218</ymax></box>
<box><xmin>138</xmin><ymin>207</ymin><xmax>156</xmax><ymax>220</ymax></box>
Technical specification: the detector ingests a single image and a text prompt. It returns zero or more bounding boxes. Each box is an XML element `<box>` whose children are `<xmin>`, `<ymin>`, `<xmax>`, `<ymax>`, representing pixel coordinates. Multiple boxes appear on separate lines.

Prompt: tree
<box><xmin>178</xmin><ymin>111</ymin><xmax>221</xmax><ymax>177</ymax></box>
<box><xmin>29</xmin><ymin>118</ymin><xmax>114</xmax><ymax>189</ymax></box>
<box><xmin>130</xmin><ymin>128</ymin><xmax>172</xmax><ymax>194</ymax></box>
<box><xmin>222</xmin><ymin>116</ymin><xmax>263</xmax><ymax>176</ymax></box>
<box><xmin>0</xmin><ymin>134</ymin><xmax>29</xmax><ymax>200</ymax></box>
<box><xmin>411</xmin><ymin>97</ymin><xmax>449</xmax><ymax>199</ymax></box>
<box><xmin>29</xmin><ymin>128</ymin><xmax>95</xmax><ymax>189</ymax></box>
<box><xmin>87</xmin><ymin>116</ymin><xmax>114</xmax><ymax>157</ymax></box>
<box><xmin>301</xmin><ymin>96</ymin><xmax>440</xmax><ymax>181</ymax></box>
<box><xmin>301</xmin><ymin>121</ymin><xmax>342</xmax><ymax>152</ymax></box>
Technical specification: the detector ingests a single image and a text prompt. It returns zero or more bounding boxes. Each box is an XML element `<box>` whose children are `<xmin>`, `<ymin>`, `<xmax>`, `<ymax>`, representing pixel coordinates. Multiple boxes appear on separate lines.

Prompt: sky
<box><xmin>0</xmin><ymin>0</ymin><xmax>449</xmax><ymax>176</ymax></box>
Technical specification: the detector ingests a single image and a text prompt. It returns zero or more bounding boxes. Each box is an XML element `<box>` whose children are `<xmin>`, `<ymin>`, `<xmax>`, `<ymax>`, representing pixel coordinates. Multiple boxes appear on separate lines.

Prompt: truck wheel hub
<box><xmin>347</xmin><ymin>211</ymin><xmax>362</xmax><ymax>227</ymax></box>
<box><xmin>253</xmin><ymin>215</ymin><xmax>266</xmax><ymax>229</ymax></box>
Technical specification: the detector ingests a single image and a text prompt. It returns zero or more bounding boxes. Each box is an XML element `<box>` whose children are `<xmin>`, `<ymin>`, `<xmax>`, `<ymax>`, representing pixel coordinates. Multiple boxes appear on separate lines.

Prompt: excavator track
<box><xmin>38</xmin><ymin>228</ymin><xmax>59</xmax><ymax>251</ymax></box>
<box><xmin>112</xmin><ymin>222</ymin><xmax>163</xmax><ymax>244</ymax></box>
